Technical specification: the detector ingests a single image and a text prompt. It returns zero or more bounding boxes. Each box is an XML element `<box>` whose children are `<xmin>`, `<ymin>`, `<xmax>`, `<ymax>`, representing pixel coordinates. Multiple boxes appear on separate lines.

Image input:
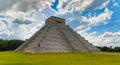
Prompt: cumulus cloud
<box><xmin>11</xmin><ymin>0</ymin><xmax>53</xmax><ymax>12</ymax></box>
<box><xmin>0</xmin><ymin>0</ymin><xmax>57</xmax><ymax>40</ymax></box>
<box><xmin>113</xmin><ymin>2</ymin><xmax>119</xmax><ymax>7</ymax></box>
<box><xmin>87</xmin><ymin>0</ymin><xmax>110</xmax><ymax>10</ymax></box>
<box><xmin>0</xmin><ymin>19</ymin><xmax>42</xmax><ymax>40</ymax></box>
<box><xmin>81</xmin><ymin>8</ymin><xmax>113</xmax><ymax>25</ymax></box>
<box><xmin>74</xmin><ymin>7</ymin><xmax>114</xmax><ymax>46</ymax></box>
<box><xmin>56</xmin><ymin>0</ymin><xmax>110</xmax><ymax>15</ymax></box>
<box><xmin>0</xmin><ymin>0</ymin><xmax>18</xmax><ymax>12</ymax></box>
<box><xmin>13</xmin><ymin>19</ymin><xmax>32</xmax><ymax>25</ymax></box>
<box><xmin>101</xmin><ymin>31</ymin><xmax>120</xmax><ymax>37</ymax></box>
<box><xmin>57</xmin><ymin>0</ymin><xmax>94</xmax><ymax>14</ymax></box>
<box><xmin>0</xmin><ymin>0</ymin><xmax>55</xmax><ymax>23</ymax></box>
<box><xmin>112</xmin><ymin>0</ymin><xmax>119</xmax><ymax>7</ymax></box>
<box><xmin>0</xmin><ymin>21</ymin><xmax>7</xmax><ymax>31</ymax></box>
<box><xmin>83</xmin><ymin>31</ymin><xmax>120</xmax><ymax>47</ymax></box>
<box><xmin>0</xmin><ymin>20</ymin><xmax>14</xmax><ymax>39</ymax></box>
<box><xmin>3</xmin><ymin>11</ymin><xmax>26</xmax><ymax>19</ymax></box>
<box><xmin>74</xmin><ymin>8</ymin><xmax>113</xmax><ymax>35</ymax></box>
<box><xmin>0</xmin><ymin>0</ymin><xmax>54</xmax><ymax>13</ymax></box>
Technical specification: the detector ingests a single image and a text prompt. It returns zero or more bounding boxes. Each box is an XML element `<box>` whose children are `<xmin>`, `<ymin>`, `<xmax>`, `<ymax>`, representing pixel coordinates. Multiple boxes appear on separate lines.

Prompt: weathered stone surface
<box><xmin>15</xmin><ymin>16</ymin><xmax>100</xmax><ymax>52</ymax></box>
<box><xmin>45</xmin><ymin>16</ymin><xmax>65</xmax><ymax>24</ymax></box>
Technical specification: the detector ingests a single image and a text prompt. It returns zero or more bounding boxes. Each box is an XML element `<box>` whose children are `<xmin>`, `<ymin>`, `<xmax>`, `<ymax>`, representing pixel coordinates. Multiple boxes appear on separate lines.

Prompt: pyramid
<box><xmin>15</xmin><ymin>16</ymin><xmax>100</xmax><ymax>52</ymax></box>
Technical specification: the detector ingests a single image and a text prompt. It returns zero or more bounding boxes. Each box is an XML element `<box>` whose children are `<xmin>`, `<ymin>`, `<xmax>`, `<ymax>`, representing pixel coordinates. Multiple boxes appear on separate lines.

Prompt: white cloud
<box><xmin>75</xmin><ymin>25</ymin><xmax>91</xmax><ymax>35</ymax></box>
<box><xmin>0</xmin><ymin>0</ymin><xmax>54</xmax><ymax>12</ymax></box>
<box><xmin>11</xmin><ymin>0</ymin><xmax>53</xmax><ymax>12</ymax></box>
<box><xmin>0</xmin><ymin>21</ymin><xmax>7</xmax><ymax>30</ymax></box>
<box><xmin>66</xmin><ymin>0</ymin><xmax>94</xmax><ymax>11</ymax></box>
<box><xmin>101</xmin><ymin>31</ymin><xmax>120</xmax><ymax>37</ymax></box>
<box><xmin>81</xmin><ymin>8</ymin><xmax>113</xmax><ymax>25</ymax></box>
<box><xmin>57</xmin><ymin>0</ymin><xmax>94</xmax><ymax>15</ymax></box>
<box><xmin>113</xmin><ymin>2</ymin><xmax>119</xmax><ymax>7</ymax></box>
<box><xmin>0</xmin><ymin>0</ymin><xmax>56</xmax><ymax>40</ymax></box>
<box><xmin>57</xmin><ymin>0</ymin><xmax>110</xmax><ymax>14</ymax></box>
<box><xmin>0</xmin><ymin>22</ymin><xmax>43</xmax><ymax>40</ymax></box>
<box><xmin>98</xmin><ymin>0</ymin><xmax>110</xmax><ymax>9</ymax></box>
<box><xmin>0</xmin><ymin>0</ymin><xmax>18</xmax><ymax>12</ymax></box>
<box><xmin>0</xmin><ymin>20</ymin><xmax>14</xmax><ymax>39</ymax></box>
<box><xmin>3</xmin><ymin>10</ymin><xmax>26</xmax><ymax>19</ymax></box>
<box><xmin>112</xmin><ymin>0</ymin><xmax>119</xmax><ymax>8</ymax></box>
<box><xmin>83</xmin><ymin>31</ymin><xmax>120</xmax><ymax>47</ymax></box>
<box><xmin>74</xmin><ymin>7</ymin><xmax>115</xmax><ymax>46</ymax></box>
<box><xmin>74</xmin><ymin>8</ymin><xmax>113</xmax><ymax>35</ymax></box>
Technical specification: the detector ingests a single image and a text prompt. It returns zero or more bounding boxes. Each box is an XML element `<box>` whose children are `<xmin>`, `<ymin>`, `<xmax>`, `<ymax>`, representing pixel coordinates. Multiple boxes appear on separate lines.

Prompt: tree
<box><xmin>0</xmin><ymin>39</ymin><xmax>24</xmax><ymax>51</ymax></box>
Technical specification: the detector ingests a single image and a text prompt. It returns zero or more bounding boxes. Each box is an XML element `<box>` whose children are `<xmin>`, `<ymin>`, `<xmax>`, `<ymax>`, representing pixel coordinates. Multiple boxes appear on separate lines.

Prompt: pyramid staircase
<box><xmin>15</xmin><ymin>16</ymin><xmax>100</xmax><ymax>52</ymax></box>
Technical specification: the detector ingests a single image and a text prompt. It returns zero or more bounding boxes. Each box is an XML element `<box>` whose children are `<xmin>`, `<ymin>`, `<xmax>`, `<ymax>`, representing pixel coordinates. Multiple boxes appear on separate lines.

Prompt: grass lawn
<box><xmin>0</xmin><ymin>52</ymin><xmax>120</xmax><ymax>65</ymax></box>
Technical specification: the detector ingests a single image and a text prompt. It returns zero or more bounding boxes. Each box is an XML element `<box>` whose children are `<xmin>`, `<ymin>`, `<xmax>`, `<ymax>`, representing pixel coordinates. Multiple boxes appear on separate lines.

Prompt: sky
<box><xmin>0</xmin><ymin>0</ymin><xmax>120</xmax><ymax>47</ymax></box>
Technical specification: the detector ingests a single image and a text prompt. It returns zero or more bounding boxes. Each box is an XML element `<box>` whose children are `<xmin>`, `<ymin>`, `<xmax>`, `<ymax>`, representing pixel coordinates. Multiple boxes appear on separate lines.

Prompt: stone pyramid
<box><xmin>15</xmin><ymin>16</ymin><xmax>100</xmax><ymax>52</ymax></box>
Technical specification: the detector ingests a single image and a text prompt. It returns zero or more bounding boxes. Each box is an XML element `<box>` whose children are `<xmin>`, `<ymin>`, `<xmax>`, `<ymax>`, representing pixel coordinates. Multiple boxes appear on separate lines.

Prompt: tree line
<box><xmin>0</xmin><ymin>39</ymin><xmax>120</xmax><ymax>52</ymax></box>
<box><xmin>0</xmin><ymin>39</ymin><xmax>24</xmax><ymax>51</ymax></box>
<box><xmin>97</xmin><ymin>46</ymin><xmax>120</xmax><ymax>52</ymax></box>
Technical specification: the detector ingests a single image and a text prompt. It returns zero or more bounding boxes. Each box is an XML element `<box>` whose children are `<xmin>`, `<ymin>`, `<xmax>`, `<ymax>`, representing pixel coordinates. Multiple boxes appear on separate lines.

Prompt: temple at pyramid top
<box><xmin>45</xmin><ymin>16</ymin><xmax>65</xmax><ymax>24</ymax></box>
<box><xmin>15</xmin><ymin>16</ymin><xmax>100</xmax><ymax>52</ymax></box>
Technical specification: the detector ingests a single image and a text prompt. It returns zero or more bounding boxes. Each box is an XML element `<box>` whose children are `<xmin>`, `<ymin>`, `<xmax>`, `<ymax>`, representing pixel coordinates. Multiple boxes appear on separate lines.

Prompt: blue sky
<box><xmin>0</xmin><ymin>0</ymin><xmax>120</xmax><ymax>47</ymax></box>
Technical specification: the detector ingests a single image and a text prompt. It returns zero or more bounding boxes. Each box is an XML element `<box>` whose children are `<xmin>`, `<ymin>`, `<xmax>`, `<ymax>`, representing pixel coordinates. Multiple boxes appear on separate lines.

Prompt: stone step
<box><xmin>38</xmin><ymin>47</ymin><xmax>74</xmax><ymax>51</ymax></box>
<box><xmin>39</xmin><ymin>45</ymin><xmax>73</xmax><ymax>49</ymax></box>
<box><xmin>40</xmin><ymin>39</ymin><xmax>67</xmax><ymax>43</ymax></box>
<box><xmin>41</xmin><ymin>38</ymin><xmax>67</xmax><ymax>43</ymax></box>
<box><xmin>42</xmin><ymin>37</ymin><xmax>64</xmax><ymax>41</ymax></box>
<box><xmin>45</xmin><ymin>34</ymin><xmax>64</xmax><ymax>39</ymax></box>
<box><xmin>38</xmin><ymin>49</ymin><xmax>74</xmax><ymax>52</ymax></box>
<box><xmin>47</xmin><ymin>30</ymin><xmax>61</xmax><ymax>33</ymax></box>
<box><xmin>39</xmin><ymin>42</ymin><xmax>71</xmax><ymax>46</ymax></box>
<box><xmin>64</xmin><ymin>25</ymin><xmax>97</xmax><ymax>51</ymax></box>
<box><xmin>58</xmin><ymin>24</ymin><xmax>90</xmax><ymax>52</ymax></box>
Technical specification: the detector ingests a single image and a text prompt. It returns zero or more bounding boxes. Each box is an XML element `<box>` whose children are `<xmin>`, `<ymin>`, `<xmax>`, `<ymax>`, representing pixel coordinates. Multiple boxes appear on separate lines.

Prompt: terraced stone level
<box><xmin>15</xmin><ymin>16</ymin><xmax>100</xmax><ymax>52</ymax></box>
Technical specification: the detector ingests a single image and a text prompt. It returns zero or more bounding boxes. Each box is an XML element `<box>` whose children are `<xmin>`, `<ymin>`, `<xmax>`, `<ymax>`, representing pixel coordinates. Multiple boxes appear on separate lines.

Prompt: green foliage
<box><xmin>97</xmin><ymin>46</ymin><xmax>120</xmax><ymax>52</ymax></box>
<box><xmin>0</xmin><ymin>52</ymin><xmax>120</xmax><ymax>65</ymax></box>
<box><xmin>0</xmin><ymin>39</ymin><xmax>24</xmax><ymax>51</ymax></box>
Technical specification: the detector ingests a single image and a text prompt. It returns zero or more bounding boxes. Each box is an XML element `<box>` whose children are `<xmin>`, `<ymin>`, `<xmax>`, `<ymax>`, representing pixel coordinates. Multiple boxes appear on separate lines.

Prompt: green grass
<box><xmin>0</xmin><ymin>52</ymin><xmax>120</xmax><ymax>65</ymax></box>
